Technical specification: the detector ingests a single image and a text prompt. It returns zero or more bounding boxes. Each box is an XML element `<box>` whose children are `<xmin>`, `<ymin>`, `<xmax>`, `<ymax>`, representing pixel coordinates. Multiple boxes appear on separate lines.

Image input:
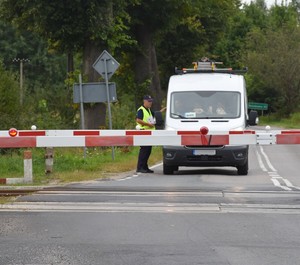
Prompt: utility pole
<box><xmin>13</xmin><ymin>58</ymin><xmax>30</xmax><ymax>106</ymax></box>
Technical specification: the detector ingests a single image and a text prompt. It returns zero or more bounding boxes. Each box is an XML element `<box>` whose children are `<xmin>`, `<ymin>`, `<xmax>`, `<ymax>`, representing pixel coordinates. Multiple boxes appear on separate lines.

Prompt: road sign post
<box><xmin>78</xmin><ymin>74</ymin><xmax>85</xmax><ymax>130</ymax></box>
<box><xmin>92</xmin><ymin>50</ymin><xmax>120</xmax><ymax>130</ymax></box>
<box><xmin>72</xmin><ymin>51</ymin><xmax>120</xmax><ymax>160</ymax></box>
<box><xmin>104</xmin><ymin>58</ymin><xmax>113</xmax><ymax>132</ymax></box>
<box><xmin>92</xmin><ymin>50</ymin><xmax>120</xmax><ymax>160</ymax></box>
<box><xmin>78</xmin><ymin>74</ymin><xmax>87</xmax><ymax>158</ymax></box>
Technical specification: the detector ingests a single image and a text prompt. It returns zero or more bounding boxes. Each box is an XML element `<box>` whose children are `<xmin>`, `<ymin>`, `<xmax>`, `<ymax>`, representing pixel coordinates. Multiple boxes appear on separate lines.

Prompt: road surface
<box><xmin>1</xmin><ymin>143</ymin><xmax>300</xmax><ymax>265</ymax></box>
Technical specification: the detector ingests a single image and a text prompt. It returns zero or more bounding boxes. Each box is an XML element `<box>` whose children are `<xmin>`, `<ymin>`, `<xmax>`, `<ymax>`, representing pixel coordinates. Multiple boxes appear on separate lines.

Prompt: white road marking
<box><xmin>259</xmin><ymin>146</ymin><xmax>277</xmax><ymax>172</ymax></box>
<box><xmin>271</xmin><ymin>178</ymin><xmax>291</xmax><ymax>191</ymax></box>
<box><xmin>283</xmin><ymin>178</ymin><xmax>300</xmax><ymax>190</ymax></box>
<box><xmin>255</xmin><ymin>150</ymin><xmax>268</xmax><ymax>172</ymax></box>
<box><xmin>115</xmin><ymin>163</ymin><xmax>163</xmax><ymax>181</ymax></box>
<box><xmin>256</xmin><ymin>146</ymin><xmax>300</xmax><ymax>191</ymax></box>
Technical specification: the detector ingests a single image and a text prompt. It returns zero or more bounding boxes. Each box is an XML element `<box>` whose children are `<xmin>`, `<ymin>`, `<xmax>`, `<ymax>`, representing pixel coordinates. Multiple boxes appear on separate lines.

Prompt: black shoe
<box><xmin>136</xmin><ymin>168</ymin><xmax>154</xmax><ymax>173</ymax></box>
<box><xmin>136</xmin><ymin>169</ymin><xmax>148</xmax><ymax>173</ymax></box>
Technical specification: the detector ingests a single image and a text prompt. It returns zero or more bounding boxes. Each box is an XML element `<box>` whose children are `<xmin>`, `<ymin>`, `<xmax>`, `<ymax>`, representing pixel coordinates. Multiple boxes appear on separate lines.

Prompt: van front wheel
<box><xmin>163</xmin><ymin>164</ymin><xmax>178</xmax><ymax>175</ymax></box>
<box><xmin>237</xmin><ymin>160</ymin><xmax>248</xmax><ymax>175</ymax></box>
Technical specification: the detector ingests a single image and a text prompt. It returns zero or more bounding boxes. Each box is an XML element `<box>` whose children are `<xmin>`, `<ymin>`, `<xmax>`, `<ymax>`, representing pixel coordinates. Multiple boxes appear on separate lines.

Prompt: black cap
<box><xmin>143</xmin><ymin>95</ymin><xmax>153</xmax><ymax>102</ymax></box>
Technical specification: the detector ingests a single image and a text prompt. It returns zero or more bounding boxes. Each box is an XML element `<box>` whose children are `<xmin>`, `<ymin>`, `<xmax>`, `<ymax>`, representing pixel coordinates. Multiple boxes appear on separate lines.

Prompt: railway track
<box><xmin>0</xmin><ymin>189</ymin><xmax>41</xmax><ymax>197</ymax></box>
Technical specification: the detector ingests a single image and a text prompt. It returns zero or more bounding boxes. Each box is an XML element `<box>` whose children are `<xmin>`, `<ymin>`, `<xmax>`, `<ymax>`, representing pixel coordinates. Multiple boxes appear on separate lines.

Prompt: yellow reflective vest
<box><xmin>136</xmin><ymin>106</ymin><xmax>155</xmax><ymax>130</ymax></box>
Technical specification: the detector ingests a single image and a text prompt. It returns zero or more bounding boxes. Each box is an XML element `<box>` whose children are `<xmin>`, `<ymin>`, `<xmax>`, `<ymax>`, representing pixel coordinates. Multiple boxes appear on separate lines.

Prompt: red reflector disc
<box><xmin>9</xmin><ymin>128</ymin><xmax>18</xmax><ymax>137</ymax></box>
<box><xmin>200</xmin><ymin>126</ymin><xmax>209</xmax><ymax>135</ymax></box>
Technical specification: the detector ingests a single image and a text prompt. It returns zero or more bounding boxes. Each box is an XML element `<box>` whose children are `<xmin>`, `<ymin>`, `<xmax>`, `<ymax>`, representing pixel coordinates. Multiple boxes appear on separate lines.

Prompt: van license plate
<box><xmin>193</xmin><ymin>150</ymin><xmax>216</xmax><ymax>156</ymax></box>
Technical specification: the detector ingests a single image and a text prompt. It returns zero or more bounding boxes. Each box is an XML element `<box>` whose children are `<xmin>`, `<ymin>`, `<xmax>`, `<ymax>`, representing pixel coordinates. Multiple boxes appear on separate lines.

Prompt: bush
<box><xmin>110</xmin><ymin>93</ymin><xmax>136</xmax><ymax>129</ymax></box>
<box><xmin>0</xmin><ymin>63</ymin><xmax>20</xmax><ymax>129</ymax></box>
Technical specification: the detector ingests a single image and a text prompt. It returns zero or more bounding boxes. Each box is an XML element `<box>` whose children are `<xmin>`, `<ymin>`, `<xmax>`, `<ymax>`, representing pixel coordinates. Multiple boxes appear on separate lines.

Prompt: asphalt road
<box><xmin>1</xmin><ymin>143</ymin><xmax>300</xmax><ymax>265</ymax></box>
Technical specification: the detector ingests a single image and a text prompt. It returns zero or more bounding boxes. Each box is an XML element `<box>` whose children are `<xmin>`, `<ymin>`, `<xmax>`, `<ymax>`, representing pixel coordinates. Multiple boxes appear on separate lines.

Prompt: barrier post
<box><xmin>23</xmin><ymin>150</ymin><xmax>33</xmax><ymax>183</ymax></box>
<box><xmin>45</xmin><ymin>147</ymin><xmax>54</xmax><ymax>174</ymax></box>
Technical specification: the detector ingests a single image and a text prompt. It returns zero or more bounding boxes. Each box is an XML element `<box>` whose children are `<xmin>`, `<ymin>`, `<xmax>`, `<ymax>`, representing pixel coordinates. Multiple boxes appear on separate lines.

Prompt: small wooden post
<box><xmin>23</xmin><ymin>150</ymin><xmax>33</xmax><ymax>183</ymax></box>
<box><xmin>45</xmin><ymin>147</ymin><xmax>54</xmax><ymax>174</ymax></box>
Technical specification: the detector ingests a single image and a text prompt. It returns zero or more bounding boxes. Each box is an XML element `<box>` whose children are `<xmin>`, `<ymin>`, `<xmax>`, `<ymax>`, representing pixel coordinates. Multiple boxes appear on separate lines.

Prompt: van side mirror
<box><xmin>154</xmin><ymin>111</ymin><xmax>164</xmax><ymax>130</ymax></box>
<box><xmin>247</xmin><ymin>110</ymin><xmax>259</xmax><ymax>126</ymax></box>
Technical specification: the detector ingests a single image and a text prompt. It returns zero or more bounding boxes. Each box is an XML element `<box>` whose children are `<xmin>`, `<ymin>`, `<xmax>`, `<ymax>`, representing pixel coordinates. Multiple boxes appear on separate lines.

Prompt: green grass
<box><xmin>259</xmin><ymin>112</ymin><xmax>300</xmax><ymax>129</ymax></box>
<box><xmin>0</xmin><ymin>146</ymin><xmax>163</xmax><ymax>185</ymax></box>
<box><xmin>0</xmin><ymin>196</ymin><xmax>16</xmax><ymax>204</ymax></box>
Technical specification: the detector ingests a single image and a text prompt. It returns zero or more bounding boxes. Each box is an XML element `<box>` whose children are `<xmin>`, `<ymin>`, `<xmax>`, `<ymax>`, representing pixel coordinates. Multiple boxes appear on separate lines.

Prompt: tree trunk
<box><xmin>82</xmin><ymin>40</ymin><xmax>107</xmax><ymax>129</ymax></box>
<box><xmin>134</xmin><ymin>25</ymin><xmax>163</xmax><ymax>111</ymax></box>
<box><xmin>67</xmin><ymin>53</ymin><xmax>74</xmax><ymax>73</ymax></box>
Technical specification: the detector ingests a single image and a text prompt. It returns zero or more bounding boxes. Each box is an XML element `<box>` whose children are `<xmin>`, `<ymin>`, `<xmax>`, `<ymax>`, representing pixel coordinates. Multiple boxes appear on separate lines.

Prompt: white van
<box><xmin>162</xmin><ymin>59</ymin><xmax>258</xmax><ymax>175</ymax></box>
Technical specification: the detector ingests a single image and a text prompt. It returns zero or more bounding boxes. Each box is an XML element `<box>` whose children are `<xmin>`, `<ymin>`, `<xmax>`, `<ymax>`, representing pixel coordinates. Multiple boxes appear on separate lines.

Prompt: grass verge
<box><xmin>0</xmin><ymin>146</ymin><xmax>163</xmax><ymax>185</ymax></box>
<box><xmin>259</xmin><ymin>112</ymin><xmax>300</xmax><ymax>128</ymax></box>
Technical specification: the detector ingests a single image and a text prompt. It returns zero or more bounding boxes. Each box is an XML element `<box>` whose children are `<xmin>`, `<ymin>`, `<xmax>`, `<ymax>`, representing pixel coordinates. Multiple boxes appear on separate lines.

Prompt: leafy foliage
<box><xmin>0</xmin><ymin>62</ymin><xmax>20</xmax><ymax>129</ymax></box>
<box><xmin>244</xmin><ymin>2</ymin><xmax>300</xmax><ymax>115</ymax></box>
<box><xmin>110</xmin><ymin>94</ymin><xmax>136</xmax><ymax>129</ymax></box>
<box><xmin>0</xmin><ymin>0</ymin><xmax>300</xmax><ymax>131</ymax></box>
<box><xmin>0</xmin><ymin>0</ymin><xmax>135</xmax><ymax>53</ymax></box>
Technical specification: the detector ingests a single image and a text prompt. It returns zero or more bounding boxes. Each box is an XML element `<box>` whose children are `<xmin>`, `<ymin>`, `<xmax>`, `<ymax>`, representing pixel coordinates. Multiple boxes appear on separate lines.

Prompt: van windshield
<box><xmin>170</xmin><ymin>91</ymin><xmax>241</xmax><ymax>119</ymax></box>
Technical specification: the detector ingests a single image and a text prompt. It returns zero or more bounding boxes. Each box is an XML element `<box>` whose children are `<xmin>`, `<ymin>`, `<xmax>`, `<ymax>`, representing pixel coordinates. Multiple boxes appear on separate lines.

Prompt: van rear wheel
<box><xmin>163</xmin><ymin>164</ymin><xmax>178</xmax><ymax>175</ymax></box>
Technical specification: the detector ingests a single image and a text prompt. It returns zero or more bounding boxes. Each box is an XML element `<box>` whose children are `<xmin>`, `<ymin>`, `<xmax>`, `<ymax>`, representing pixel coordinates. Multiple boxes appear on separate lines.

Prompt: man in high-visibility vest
<box><xmin>136</xmin><ymin>95</ymin><xmax>165</xmax><ymax>173</ymax></box>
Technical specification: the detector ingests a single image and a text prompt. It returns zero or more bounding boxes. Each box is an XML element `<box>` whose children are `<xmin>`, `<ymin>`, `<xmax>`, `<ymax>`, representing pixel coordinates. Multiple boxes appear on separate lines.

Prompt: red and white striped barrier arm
<box><xmin>0</xmin><ymin>128</ymin><xmax>300</xmax><ymax>148</ymax></box>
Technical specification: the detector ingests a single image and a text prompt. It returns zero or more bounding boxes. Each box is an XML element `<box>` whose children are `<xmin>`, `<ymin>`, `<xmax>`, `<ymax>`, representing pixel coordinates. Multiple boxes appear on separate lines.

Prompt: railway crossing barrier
<box><xmin>1</xmin><ymin>127</ymin><xmax>300</xmax><ymax>148</ymax></box>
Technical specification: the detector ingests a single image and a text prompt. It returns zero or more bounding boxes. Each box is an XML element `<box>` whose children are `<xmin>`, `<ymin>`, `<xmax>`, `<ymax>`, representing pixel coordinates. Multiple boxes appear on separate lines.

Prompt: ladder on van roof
<box><xmin>175</xmin><ymin>57</ymin><xmax>248</xmax><ymax>75</ymax></box>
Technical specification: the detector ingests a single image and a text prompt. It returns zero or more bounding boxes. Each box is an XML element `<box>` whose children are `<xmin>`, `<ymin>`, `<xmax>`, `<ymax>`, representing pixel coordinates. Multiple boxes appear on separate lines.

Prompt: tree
<box><xmin>127</xmin><ymin>0</ymin><xmax>240</xmax><ymax>110</ymax></box>
<box><xmin>269</xmin><ymin>1</ymin><xmax>299</xmax><ymax>28</ymax></box>
<box><xmin>0</xmin><ymin>0</ymin><xmax>135</xmax><ymax>128</ymax></box>
<box><xmin>214</xmin><ymin>0</ymin><xmax>270</xmax><ymax>68</ymax></box>
<box><xmin>156</xmin><ymin>0</ymin><xmax>239</xmax><ymax>89</ymax></box>
<box><xmin>127</xmin><ymin>0</ymin><xmax>189</xmax><ymax>110</ymax></box>
<box><xmin>245</xmin><ymin>27</ymin><xmax>300</xmax><ymax>115</ymax></box>
<box><xmin>243</xmin><ymin>2</ymin><xmax>300</xmax><ymax>115</ymax></box>
<box><xmin>0</xmin><ymin>62</ymin><xmax>20</xmax><ymax>129</ymax></box>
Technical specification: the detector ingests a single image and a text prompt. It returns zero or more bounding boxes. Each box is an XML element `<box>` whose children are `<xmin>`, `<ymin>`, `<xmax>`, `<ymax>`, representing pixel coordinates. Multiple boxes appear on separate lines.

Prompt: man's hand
<box><xmin>136</xmin><ymin>118</ymin><xmax>155</xmax><ymax>128</ymax></box>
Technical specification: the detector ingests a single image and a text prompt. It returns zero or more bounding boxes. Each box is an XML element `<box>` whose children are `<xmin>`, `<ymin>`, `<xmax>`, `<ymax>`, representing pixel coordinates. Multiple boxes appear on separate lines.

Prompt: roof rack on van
<box><xmin>175</xmin><ymin>57</ymin><xmax>248</xmax><ymax>75</ymax></box>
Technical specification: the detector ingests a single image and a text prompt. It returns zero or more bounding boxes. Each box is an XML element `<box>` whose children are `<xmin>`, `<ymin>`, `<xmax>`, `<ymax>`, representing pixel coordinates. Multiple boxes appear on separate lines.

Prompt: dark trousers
<box><xmin>137</xmin><ymin>146</ymin><xmax>152</xmax><ymax>170</ymax></box>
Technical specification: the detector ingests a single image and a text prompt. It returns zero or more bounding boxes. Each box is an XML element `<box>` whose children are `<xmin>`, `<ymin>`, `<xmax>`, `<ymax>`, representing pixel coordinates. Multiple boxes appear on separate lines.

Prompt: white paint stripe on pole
<box><xmin>0</xmin><ymin>131</ymin><xmax>8</xmax><ymax>137</ymax></box>
<box><xmin>133</xmin><ymin>135</ymin><xmax>182</xmax><ymax>146</ymax></box>
<box><xmin>37</xmin><ymin>136</ymin><xmax>85</xmax><ymax>147</ymax></box>
<box><xmin>151</xmin><ymin>130</ymin><xmax>178</xmax><ymax>136</ymax></box>
<box><xmin>24</xmin><ymin>158</ymin><xmax>33</xmax><ymax>183</ymax></box>
<box><xmin>229</xmin><ymin>134</ymin><xmax>257</xmax><ymax>145</ymax></box>
<box><xmin>46</xmin><ymin>130</ymin><xmax>75</xmax><ymax>136</ymax></box>
<box><xmin>100</xmin><ymin>130</ymin><xmax>128</xmax><ymax>136</ymax></box>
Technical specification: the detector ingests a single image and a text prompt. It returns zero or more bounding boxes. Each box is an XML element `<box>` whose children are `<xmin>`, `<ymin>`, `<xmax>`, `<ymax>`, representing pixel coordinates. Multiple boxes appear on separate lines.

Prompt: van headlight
<box><xmin>233</xmin><ymin>150</ymin><xmax>246</xmax><ymax>159</ymax></box>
